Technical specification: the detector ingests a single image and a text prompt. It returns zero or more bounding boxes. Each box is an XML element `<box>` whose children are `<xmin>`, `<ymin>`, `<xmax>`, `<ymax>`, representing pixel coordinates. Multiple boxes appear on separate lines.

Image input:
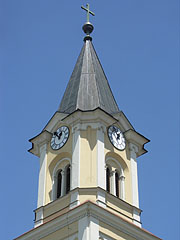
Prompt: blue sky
<box><xmin>0</xmin><ymin>1</ymin><xmax>179</xmax><ymax>239</ymax></box>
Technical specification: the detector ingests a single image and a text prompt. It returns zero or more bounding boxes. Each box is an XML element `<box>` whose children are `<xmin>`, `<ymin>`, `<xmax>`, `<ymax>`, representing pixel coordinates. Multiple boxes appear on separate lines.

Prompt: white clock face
<box><xmin>51</xmin><ymin>126</ymin><xmax>69</xmax><ymax>150</ymax></box>
<box><xmin>108</xmin><ymin>125</ymin><xmax>126</xmax><ymax>150</ymax></box>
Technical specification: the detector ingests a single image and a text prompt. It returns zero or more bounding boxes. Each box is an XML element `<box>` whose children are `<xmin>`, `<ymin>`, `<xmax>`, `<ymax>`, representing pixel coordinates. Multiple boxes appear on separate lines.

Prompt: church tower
<box><xmin>15</xmin><ymin>4</ymin><xmax>161</xmax><ymax>240</ymax></box>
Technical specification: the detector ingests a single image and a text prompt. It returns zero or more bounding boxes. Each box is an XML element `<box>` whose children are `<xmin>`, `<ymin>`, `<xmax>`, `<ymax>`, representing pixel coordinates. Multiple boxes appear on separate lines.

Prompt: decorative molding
<box><xmin>52</xmin><ymin>158</ymin><xmax>71</xmax><ymax>178</ymax></box>
<box><xmin>132</xmin><ymin>208</ymin><xmax>142</xmax><ymax>228</ymax></box>
<box><xmin>29</xmin><ymin>131</ymin><xmax>52</xmax><ymax>157</ymax></box>
<box><xmin>96</xmin><ymin>190</ymin><xmax>106</xmax><ymax>208</ymax></box>
<box><xmin>106</xmin><ymin>157</ymin><xmax>124</xmax><ymax>177</ymax></box>
<box><xmin>125</xmin><ymin>129</ymin><xmax>149</xmax><ymax>157</ymax></box>
<box><xmin>18</xmin><ymin>202</ymin><xmax>159</xmax><ymax>240</ymax></box>
<box><xmin>129</xmin><ymin>142</ymin><xmax>138</xmax><ymax>155</ymax></box>
<box><xmin>34</xmin><ymin>207</ymin><xmax>43</xmax><ymax>228</ymax></box>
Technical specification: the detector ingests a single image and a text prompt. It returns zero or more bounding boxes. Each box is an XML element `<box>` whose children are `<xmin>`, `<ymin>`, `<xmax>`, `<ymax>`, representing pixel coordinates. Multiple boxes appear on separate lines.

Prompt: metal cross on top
<box><xmin>81</xmin><ymin>3</ymin><xmax>95</xmax><ymax>22</ymax></box>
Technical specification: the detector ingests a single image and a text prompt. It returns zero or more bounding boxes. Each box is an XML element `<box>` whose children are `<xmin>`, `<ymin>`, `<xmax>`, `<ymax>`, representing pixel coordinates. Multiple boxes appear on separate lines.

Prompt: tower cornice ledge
<box><xmin>15</xmin><ymin>200</ymin><xmax>162</xmax><ymax>240</ymax></box>
<box><xmin>28</xmin><ymin>130</ymin><xmax>52</xmax><ymax>157</ymax></box>
<box><xmin>125</xmin><ymin>129</ymin><xmax>150</xmax><ymax>157</ymax></box>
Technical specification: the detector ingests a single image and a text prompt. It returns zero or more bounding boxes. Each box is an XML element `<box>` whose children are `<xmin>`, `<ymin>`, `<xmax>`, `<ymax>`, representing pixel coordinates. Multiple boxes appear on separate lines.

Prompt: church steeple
<box><xmin>58</xmin><ymin>7</ymin><xmax>119</xmax><ymax>115</ymax></box>
<box><xmin>15</xmin><ymin>5</ymin><xmax>161</xmax><ymax>240</ymax></box>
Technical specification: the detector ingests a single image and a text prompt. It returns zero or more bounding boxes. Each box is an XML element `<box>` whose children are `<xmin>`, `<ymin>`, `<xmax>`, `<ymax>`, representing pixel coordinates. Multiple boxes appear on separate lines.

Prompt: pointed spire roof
<box><xmin>58</xmin><ymin>21</ymin><xmax>119</xmax><ymax>115</ymax></box>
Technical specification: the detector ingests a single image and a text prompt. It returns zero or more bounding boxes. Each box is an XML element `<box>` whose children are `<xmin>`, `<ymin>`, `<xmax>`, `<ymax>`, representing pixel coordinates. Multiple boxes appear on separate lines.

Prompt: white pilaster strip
<box><xmin>129</xmin><ymin>143</ymin><xmax>141</xmax><ymax>227</ymax></box>
<box><xmin>78</xmin><ymin>216</ymin><xmax>89</xmax><ymax>240</ymax></box>
<box><xmin>89</xmin><ymin>216</ymin><xmax>99</xmax><ymax>240</ymax></box>
<box><xmin>97</xmin><ymin>125</ymin><xmax>105</xmax><ymax>189</ymax></box>
<box><xmin>129</xmin><ymin>143</ymin><xmax>139</xmax><ymax>208</ymax></box>
<box><xmin>78</xmin><ymin>215</ymin><xmax>99</xmax><ymax>240</ymax></box>
<box><xmin>71</xmin><ymin>125</ymin><xmax>80</xmax><ymax>189</ymax></box>
<box><xmin>37</xmin><ymin>143</ymin><xmax>47</xmax><ymax>208</ymax></box>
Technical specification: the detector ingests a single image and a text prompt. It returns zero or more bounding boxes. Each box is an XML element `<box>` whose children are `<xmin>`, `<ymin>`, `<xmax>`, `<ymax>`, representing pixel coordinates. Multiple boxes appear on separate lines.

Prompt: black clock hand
<box><xmin>58</xmin><ymin>131</ymin><xmax>62</xmax><ymax>140</ymax></box>
<box><xmin>117</xmin><ymin>133</ymin><xmax>120</xmax><ymax>140</ymax></box>
<box><xmin>54</xmin><ymin>132</ymin><xmax>59</xmax><ymax>137</ymax></box>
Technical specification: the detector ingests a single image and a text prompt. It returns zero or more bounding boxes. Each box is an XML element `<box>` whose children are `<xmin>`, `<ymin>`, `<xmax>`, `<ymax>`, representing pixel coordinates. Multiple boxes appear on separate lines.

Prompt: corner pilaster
<box><xmin>37</xmin><ymin>143</ymin><xmax>48</xmax><ymax>208</ymax></box>
<box><xmin>71</xmin><ymin>124</ymin><xmax>81</xmax><ymax>189</ymax></box>
<box><xmin>97</xmin><ymin>124</ymin><xmax>106</xmax><ymax>189</ymax></box>
<box><xmin>129</xmin><ymin>142</ymin><xmax>141</xmax><ymax>227</ymax></box>
<box><xmin>78</xmin><ymin>214</ymin><xmax>99</xmax><ymax>240</ymax></box>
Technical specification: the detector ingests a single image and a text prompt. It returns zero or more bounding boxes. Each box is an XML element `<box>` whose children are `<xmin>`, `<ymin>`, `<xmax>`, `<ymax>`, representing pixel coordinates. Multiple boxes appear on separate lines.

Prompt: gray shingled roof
<box><xmin>58</xmin><ymin>39</ymin><xmax>119</xmax><ymax>115</ymax></box>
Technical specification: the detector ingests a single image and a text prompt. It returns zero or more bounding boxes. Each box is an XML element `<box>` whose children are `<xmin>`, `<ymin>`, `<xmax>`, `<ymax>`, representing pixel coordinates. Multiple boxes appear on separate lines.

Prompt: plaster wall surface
<box><xmin>80</xmin><ymin>127</ymin><xmax>97</xmax><ymax>187</ymax></box>
<box><xmin>100</xmin><ymin>221</ymin><xmax>136</xmax><ymax>240</ymax></box>
<box><xmin>40</xmin><ymin>222</ymin><xmax>78</xmax><ymax>240</ymax></box>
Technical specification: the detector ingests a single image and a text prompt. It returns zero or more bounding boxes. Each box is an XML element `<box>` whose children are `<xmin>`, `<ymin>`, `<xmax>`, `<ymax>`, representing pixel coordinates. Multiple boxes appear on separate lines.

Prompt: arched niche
<box><xmin>105</xmin><ymin>152</ymin><xmax>128</xmax><ymax>174</ymax></box>
<box><xmin>49</xmin><ymin>152</ymin><xmax>72</xmax><ymax>179</ymax></box>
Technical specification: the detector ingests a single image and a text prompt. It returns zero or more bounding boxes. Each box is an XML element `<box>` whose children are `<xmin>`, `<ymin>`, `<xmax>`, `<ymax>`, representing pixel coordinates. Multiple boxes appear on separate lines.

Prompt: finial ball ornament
<box><xmin>82</xmin><ymin>22</ymin><xmax>94</xmax><ymax>35</ymax></box>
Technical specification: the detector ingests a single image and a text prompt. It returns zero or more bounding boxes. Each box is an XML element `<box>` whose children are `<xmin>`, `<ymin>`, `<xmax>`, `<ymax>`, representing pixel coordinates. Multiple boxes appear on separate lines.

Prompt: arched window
<box><xmin>105</xmin><ymin>157</ymin><xmax>125</xmax><ymax>200</ymax></box>
<box><xmin>106</xmin><ymin>167</ymin><xmax>110</xmax><ymax>193</ymax></box>
<box><xmin>52</xmin><ymin>158</ymin><xmax>71</xmax><ymax>201</ymax></box>
<box><xmin>66</xmin><ymin>165</ymin><xmax>70</xmax><ymax>194</ymax></box>
<box><xmin>57</xmin><ymin>170</ymin><xmax>62</xmax><ymax>199</ymax></box>
<box><xmin>115</xmin><ymin>171</ymin><xmax>119</xmax><ymax>197</ymax></box>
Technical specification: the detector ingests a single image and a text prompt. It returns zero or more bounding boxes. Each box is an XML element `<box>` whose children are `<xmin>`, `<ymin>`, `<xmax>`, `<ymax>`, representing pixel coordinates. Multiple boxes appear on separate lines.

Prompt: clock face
<box><xmin>108</xmin><ymin>125</ymin><xmax>126</xmax><ymax>150</ymax></box>
<box><xmin>51</xmin><ymin>126</ymin><xmax>69</xmax><ymax>150</ymax></box>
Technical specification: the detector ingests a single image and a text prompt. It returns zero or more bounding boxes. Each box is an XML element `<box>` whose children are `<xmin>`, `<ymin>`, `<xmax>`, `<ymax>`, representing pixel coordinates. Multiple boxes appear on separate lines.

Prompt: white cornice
<box><xmin>28</xmin><ymin>131</ymin><xmax>52</xmax><ymax>157</ymax></box>
<box><xmin>15</xmin><ymin>201</ymin><xmax>161</xmax><ymax>240</ymax></box>
<box><xmin>43</xmin><ymin>112</ymin><xmax>68</xmax><ymax>132</ymax></box>
<box><xmin>63</xmin><ymin>109</ymin><xmax>118</xmax><ymax>127</ymax></box>
<box><xmin>124</xmin><ymin>129</ymin><xmax>150</xmax><ymax>157</ymax></box>
<box><xmin>113</xmin><ymin>111</ymin><xmax>134</xmax><ymax>131</ymax></box>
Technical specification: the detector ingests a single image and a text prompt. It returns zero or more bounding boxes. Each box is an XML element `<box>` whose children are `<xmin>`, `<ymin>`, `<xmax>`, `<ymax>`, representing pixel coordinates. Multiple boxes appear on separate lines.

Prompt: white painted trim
<box><xmin>78</xmin><ymin>215</ymin><xmax>99</xmax><ymax>240</ymax></box>
<box><xmin>132</xmin><ymin>208</ymin><xmax>142</xmax><ymax>227</ymax></box>
<box><xmin>17</xmin><ymin>202</ymin><xmax>158</xmax><ymax>240</ymax></box>
<box><xmin>52</xmin><ymin>157</ymin><xmax>71</xmax><ymax>178</ymax></box>
<box><xmin>37</xmin><ymin>143</ymin><xmax>48</xmax><ymax>208</ymax></box>
<box><xmin>34</xmin><ymin>207</ymin><xmax>43</xmax><ymax>228</ymax></box>
<box><xmin>71</xmin><ymin>124</ymin><xmax>80</xmax><ymax>189</ymax></box>
<box><xmin>78</xmin><ymin>216</ymin><xmax>89</xmax><ymax>240</ymax></box>
<box><xmin>129</xmin><ymin>143</ymin><xmax>139</xmax><ymax>208</ymax></box>
<box><xmin>106</xmin><ymin>157</ymin><xmax>124</xmax><ymax>177</ymax></box>
<box><xmin>89</xmin><ymin>216</ymin><xmax>99</xmax><ymax>240</ymax></box>
<box><xmin>96</xmin><ymin>190</ymin><xmax>106</xmax><ymax>208</ymax></box>
<box><xmin>97</xmin><ymin>124</ymin><xmax>105</xmax><ymax>189</ymax></box>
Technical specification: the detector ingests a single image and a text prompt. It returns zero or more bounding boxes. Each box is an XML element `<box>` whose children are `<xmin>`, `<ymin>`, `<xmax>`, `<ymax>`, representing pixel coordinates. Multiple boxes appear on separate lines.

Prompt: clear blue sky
<box><xmin>1</xmin><ymin>1</ymin><xmax>179</xmax><ymax>239</ymax></box>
